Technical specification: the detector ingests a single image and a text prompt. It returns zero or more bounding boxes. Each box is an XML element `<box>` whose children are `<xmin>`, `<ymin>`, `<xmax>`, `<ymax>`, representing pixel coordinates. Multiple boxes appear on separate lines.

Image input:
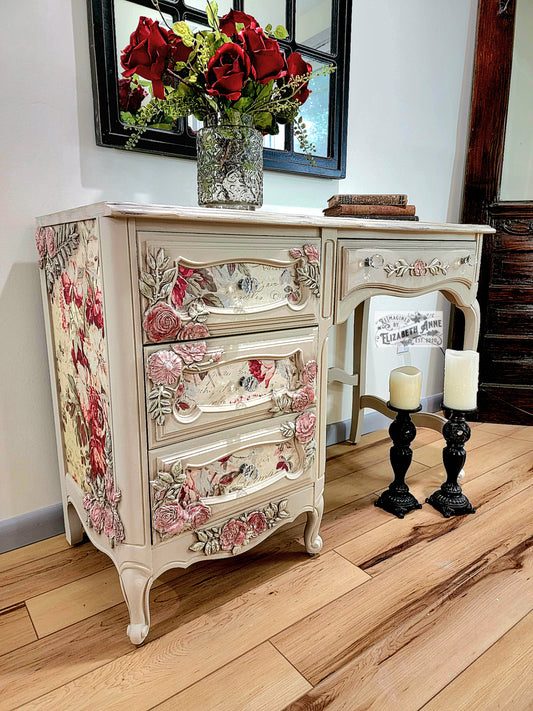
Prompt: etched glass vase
<box><xmin>196</xmin><ymin>114</ymin><xmax>263</xmax><ymax>210</ymax></box>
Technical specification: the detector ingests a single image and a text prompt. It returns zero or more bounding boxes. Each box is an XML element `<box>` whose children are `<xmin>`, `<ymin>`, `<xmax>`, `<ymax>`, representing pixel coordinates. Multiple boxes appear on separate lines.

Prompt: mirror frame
<box><xmin>87</xmin><ymin>0</ymin><xmax>352</xmax><ymax>178</ymax></box>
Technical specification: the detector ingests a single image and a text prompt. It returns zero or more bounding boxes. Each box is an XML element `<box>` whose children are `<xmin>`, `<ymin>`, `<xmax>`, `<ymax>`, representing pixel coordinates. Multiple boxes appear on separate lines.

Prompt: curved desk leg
<box><xmin>349</xmin><ymin>301</ymin><xmax>368</xmax><ymax>444</ymax></box>
<box><xmin>457</xmin><ymin>299</ymin><xmax>481</xmax><ymax>351</ymax></box>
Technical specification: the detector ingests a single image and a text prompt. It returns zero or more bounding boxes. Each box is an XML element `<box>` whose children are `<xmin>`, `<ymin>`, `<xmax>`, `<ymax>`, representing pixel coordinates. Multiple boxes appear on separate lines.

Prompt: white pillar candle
<box><xmin>389</xmin><ymin>366</ymin><xmax>422</xmax><ymax>410</ymax></box>
<box><xmin>443</xmin><ymin>349</ymin><xmax>479</xmax><ymax>411</ymax></box>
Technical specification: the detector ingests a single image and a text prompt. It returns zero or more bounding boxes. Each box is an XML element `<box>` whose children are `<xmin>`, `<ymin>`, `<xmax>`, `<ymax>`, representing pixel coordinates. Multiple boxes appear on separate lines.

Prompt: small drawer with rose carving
<box><xmin>144</xmin><ymin>327</ymin><xmax>319</xmax><ymax>448</ymax></box>
<box><xmin>137</xmin><ymin>231</ymin><xmax>322</xmax><ymax>343</ymax></box>
<box><xmin>337</xmin><ymin>240</ymin><xmax>478</xmax><ymax>302</ymax></box>
<box><xmin>148</xmin><ymin>410</ymin><xmax>318</xmax><ymax>547</ymax></box>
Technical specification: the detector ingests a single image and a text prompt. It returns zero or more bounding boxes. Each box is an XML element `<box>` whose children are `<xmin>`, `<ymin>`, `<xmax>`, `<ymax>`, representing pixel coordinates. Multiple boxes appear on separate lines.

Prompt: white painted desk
<box><xmin>36</xmin><ymin>203</ymin><xmax>493</xmax><ymax>643</ymax></box>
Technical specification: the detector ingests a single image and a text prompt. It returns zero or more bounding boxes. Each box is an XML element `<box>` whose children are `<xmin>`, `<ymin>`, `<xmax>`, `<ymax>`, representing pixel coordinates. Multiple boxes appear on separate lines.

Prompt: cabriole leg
<box><xmin>64</xmin><ymin>502</ymin><xmax>85</xmax><ymax>546</ymax></box>
<box><xmin>304</xmin><ymin>495</ymin><xmax>324</xmax><ymax>556</ymax></box>
<box><xmin>119</xmin><ymin>565</ymin><xmax>152</xmax><ymax>645</ymax></box>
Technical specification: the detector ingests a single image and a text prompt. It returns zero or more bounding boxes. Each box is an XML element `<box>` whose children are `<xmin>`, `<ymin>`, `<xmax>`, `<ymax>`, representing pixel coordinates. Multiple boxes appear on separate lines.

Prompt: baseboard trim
<box><xmin>1</xmin><ymin>392</ymin><xmax>443</xmax><ymax>553</ymax></box>
<box><xmin>326</xmin><ymin>392</ymin><xmax>443</xmax><ymax>446</ymax></box>
<box><xmin>0</xmin><ymin>503</ymin><xmax>65</xmax><ymax>555</ymax></box>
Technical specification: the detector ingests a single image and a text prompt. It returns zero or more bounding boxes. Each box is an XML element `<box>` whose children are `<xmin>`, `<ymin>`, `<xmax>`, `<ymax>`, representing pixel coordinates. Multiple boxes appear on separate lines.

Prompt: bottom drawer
<box><xmin>151</xmin><ymin>483</ymin><xmax>318</xmax><ymax>573</ymax></box>
<box><xmin>149</xmin><ymin>410</ymin><xmax>318</xmax><ymax>546</ymax></box>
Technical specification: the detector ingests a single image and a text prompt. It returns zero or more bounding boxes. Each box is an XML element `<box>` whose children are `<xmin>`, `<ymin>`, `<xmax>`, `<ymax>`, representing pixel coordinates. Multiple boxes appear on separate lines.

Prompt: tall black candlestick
<box><xmin>375</xmin><ymin>403</ymin><xmax>422</xmax><ymax>518</ymax></box>
<box><xmin>426</xmin><ymin>409</ymin><xmax>476</xmax><ymax>518</ymax></box>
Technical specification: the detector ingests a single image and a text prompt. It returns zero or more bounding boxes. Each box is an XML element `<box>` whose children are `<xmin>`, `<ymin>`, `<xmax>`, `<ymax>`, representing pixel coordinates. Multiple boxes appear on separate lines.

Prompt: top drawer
<box><xmin>338</xmin><ymin>239</ymin><xmax>478</xmax><ymax>298</ymax></box>
<box><xmin>137</xmin><ymin>231</ymin><xmax>322</xmax><ymax>343</ymax></box>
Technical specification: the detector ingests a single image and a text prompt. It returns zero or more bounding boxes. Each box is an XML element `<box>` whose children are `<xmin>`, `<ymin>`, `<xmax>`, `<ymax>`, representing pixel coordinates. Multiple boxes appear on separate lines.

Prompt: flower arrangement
<box><xmin>119</xmin><ymin>2</ymin><xmax>334</xmax><ymax>160</ymax></box>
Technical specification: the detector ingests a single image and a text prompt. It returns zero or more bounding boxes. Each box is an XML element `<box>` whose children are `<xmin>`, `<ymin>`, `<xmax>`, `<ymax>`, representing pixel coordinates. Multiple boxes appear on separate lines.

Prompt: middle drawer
<box><xmin>144</xmin><ymin>327</ymin><xmax>319</xmax><ymax>449</ymax></box>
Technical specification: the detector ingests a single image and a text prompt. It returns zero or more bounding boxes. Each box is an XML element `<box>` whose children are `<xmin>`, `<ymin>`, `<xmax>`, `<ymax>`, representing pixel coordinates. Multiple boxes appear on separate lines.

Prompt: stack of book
<box><xmin>323</xmin><ymin>194</ymin><xmax>419</xmax><ymax>221</ymax></box>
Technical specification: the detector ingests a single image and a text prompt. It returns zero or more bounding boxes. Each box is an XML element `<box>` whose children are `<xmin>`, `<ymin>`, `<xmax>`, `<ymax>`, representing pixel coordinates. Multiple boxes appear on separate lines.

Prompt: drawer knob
<box><xmin>459</xmin><ymin>255</ymin><xmax>472</xmax><ymax>265</ymax></box>
<box><xmin>362</xmin><ymin>254</ymin><xmax>384</xmax><ymax>268</ymax></box>
<box><xmin>238</xmin><ymin>276</ymin><xmax>259</xmax><ymax>295</ymax></box>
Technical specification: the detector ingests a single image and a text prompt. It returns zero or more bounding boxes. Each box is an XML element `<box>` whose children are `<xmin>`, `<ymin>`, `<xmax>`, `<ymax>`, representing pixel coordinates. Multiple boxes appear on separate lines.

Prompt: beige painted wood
<box><xmin>36</xmin><ymin>202</ymin><xmax>495</xmax><ymax>234</ymax></box>
<box><xmin>337</xmin><ymin>449</ymin><xmax>533</xmax><ymax>576</ymax></box>
<box><xmin>0</xmin><ymin>605</ymin><xmax>36</xmax><ymax>656</ymax></box>
<box><xmin>422</xmin><ymin>613</ymin><xmax>533</xmax><ymax>711</ymax></box>
<box><xmin>153</xmin><ymin>642</ymin><xmax>311</xmax><ymax>711</ymax></box>
<box><xmin>35</xmin><ymin>202</ymin><xmax>492</xmax><ymax>644</ymax></box>
<box><xmin>15</xmin><ymin>552</ymin><xmax>368</xmax><ymax>711</ymax></box>
<box><xmin>287</xmin><ymin>538</ymin><xmax>533</xmax><ymax>711</ymax></box>
<box><xmin>272</xmin><ymin>489</ymin><xmax>533</xmax><ymax>685</ymax></box>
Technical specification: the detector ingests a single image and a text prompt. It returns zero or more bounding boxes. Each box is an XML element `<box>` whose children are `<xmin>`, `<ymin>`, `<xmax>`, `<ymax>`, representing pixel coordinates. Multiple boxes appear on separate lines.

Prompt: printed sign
<box><xmin>374</xmin><ymin>311</ymin><xmax>444</xmax><ymax>348</ymax></box>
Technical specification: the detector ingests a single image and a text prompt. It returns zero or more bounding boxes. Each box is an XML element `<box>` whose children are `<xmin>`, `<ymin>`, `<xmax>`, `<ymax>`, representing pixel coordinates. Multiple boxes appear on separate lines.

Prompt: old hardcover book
<box><xmin>327</xmin><ymin>194</ymin><xmax>408</xmax><ymax>208</ymax></box>
<box><xmin>323</xmin><ymin>204</ymin><xmax>416</xmax><ymax>216</ymax></box>
<box><xmin>323</xmin><ymin>212</ymin><xmax>419</xmax><ymax>221</ymax></box>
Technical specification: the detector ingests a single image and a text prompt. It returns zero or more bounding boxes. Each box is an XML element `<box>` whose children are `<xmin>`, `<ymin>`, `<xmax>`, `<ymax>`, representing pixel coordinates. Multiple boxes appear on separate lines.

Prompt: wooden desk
<box><xmin>36</xmin><ymin>203</ymin><xmax>493</xmax><ymax>643</ymax></box>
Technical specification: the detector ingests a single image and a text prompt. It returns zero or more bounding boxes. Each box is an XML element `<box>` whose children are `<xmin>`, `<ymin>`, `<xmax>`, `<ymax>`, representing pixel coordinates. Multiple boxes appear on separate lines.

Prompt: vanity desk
<box><xmin>36</xmin><ymin>203</ymin><xmax>493</xmax><ymax>643</ymax></box>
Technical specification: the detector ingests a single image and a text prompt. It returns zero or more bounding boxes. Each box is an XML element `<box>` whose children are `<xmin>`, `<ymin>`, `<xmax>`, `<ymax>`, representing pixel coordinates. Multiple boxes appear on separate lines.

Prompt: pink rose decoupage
<box><xmin>141</xmin><ymin>252</ymin><xmax>314</xmax><ymax>343</ymax></box>
<box><xmin>38</xmin><ymin>219</ymin><xmax>124</xmax><ymax>545</ymax></box>
<box><xmin>151</xmin><ymin>438</ymin><xmax>303</xmax><ymax>541</ymax></box>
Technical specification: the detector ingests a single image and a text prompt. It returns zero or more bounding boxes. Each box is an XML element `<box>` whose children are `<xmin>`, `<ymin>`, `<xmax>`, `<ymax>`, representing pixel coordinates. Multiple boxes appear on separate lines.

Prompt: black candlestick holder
<box><xmin>426</xmin><ymin>408</ymin><xmax>476</xmax><ymax>518</ymax></box>
<box><xmin>375</xmin><ymin>403</ymin><xmax>423</xmax><ymax>518</ymax></box>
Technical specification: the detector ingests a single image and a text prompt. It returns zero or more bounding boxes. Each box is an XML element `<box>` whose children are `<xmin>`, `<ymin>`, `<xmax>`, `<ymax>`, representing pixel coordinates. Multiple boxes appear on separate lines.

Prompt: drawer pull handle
<box><xmin>459</xmin><ymin>255</ymin><xmax>472</xmax><ymax>265</ymax></box>
<box><xmin>362</xmin><ymin>254</ymin><xmax>384</xmax><ymax>268</ymax></box>
<box><xmin>384</xmin><ymin>258</ymin><xmax>449</xmax><ymax>278</ymax></box>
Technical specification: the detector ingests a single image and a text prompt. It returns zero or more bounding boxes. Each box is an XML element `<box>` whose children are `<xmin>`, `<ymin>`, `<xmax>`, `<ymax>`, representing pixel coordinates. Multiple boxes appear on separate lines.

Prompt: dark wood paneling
<box><xmin>456</xmin><ymin>0</ymin><xmax>533</xmax><ymax>424</ymax></box>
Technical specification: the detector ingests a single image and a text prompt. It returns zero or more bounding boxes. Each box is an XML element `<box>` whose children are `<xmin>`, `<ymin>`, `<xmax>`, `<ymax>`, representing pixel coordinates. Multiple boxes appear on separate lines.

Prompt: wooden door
<box><xmin>458</xmin><ymin>0</ymin><xmax>533</xmax><ymax>424</ymax></box>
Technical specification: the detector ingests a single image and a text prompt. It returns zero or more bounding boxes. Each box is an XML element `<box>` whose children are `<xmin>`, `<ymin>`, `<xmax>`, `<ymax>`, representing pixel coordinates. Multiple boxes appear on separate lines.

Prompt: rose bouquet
<box><xmin>119</xmin><ymin>2</ymin><xmax>334</xmax><ymax>159</ymax></box>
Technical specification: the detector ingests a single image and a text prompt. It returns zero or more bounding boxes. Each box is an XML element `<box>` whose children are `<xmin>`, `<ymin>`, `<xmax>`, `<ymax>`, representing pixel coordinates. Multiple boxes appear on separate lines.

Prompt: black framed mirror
<box><xmin>87</xmin><ymin>0</ymin><xmax>352</xmax><ymax>177</ymax></box>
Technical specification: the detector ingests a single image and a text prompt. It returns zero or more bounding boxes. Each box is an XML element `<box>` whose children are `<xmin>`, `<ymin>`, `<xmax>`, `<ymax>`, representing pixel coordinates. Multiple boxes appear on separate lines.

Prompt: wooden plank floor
<box><xmin>0</xmin><ymin>423</ymin><xmax>531</xmax><ymax>710</ymax></box>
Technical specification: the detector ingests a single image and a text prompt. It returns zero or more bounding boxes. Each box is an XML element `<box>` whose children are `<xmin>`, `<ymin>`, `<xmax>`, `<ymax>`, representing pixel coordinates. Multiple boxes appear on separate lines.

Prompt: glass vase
<box><xmin>196</xmin><ymin>114</ymin><xmax>263</xmax><ymax>210</ymax></box>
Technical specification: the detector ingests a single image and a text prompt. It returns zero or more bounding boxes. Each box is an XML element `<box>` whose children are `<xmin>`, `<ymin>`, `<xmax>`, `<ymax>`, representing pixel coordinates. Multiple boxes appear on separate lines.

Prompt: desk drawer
<box><xmin>149</xmin><ymin>411</ymin><xmax>317</xmax><ymax>545</ymax></box>
<box><xmin>137</xmin><ymin>231</ymin><xmax>321</xmax><ymax>343</ymax></box>
<box><xmin>338</xmin><ymin>240</ymin><xmax>477</xmax><ymax>301</ymax></box>
<box><xmin>144</xmin><ymin>327</ymin><xmax>319</xmax><ymax>448</ymax></box>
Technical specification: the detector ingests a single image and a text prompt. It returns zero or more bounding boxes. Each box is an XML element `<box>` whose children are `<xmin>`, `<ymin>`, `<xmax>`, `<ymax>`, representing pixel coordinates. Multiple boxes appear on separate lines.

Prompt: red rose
<box><xmin>286</xmin><ymin>53</ymin><xmax>312</xmax><ymax>104</ymax></box>
<box><xmin>118</xmin><ymin>78</ymin><xmax>147</xmax><ymax>113</ymax></box>
<box><xmin>121</xmin><ymin>17</ymin><xmax>171</xmax><ymax>100</ymax></box>
<box><xmin>247</xmin><ymin>511</ymin><xmax>267</xmax><ymax>537</ymax></box>
<box><xmin>220</xmin><ymin>519</ymin><xmax>248</xmax><ymax>550</ymax></box>
<box><xmin>143</xmin><ymin>302</ymin><xmax>181</xmax><ymax>342</ymax></box>
<box><xmin>292</xmin><ymin>384</ymin><xmax>315</xmax><ymax>412</ymax></box>
<box><xmin>219</xmin><ymin>9</ymin><xmax>259</xmax><ymax>37</ymax></box>
<box><xmin>187</xmin><ymin>503</ymin><xmax>211</xmax><ymax>530</ymax></box>
<box><xmin>168</xmin><ymin>34</ymin><xmax>193</xmax><ymax>66</ymax></box>
<box><xmin>153</xmin><ymin>502</ymin><xmax>189</xmax><ymax>536</ymax></box>
<box><xmin>90</xmin><ymin>502</ymin><xmax>104</xmax><ymax>532</ymax></box>
<box><xmin>171</xmin><ymin>264</ymin><xmax>194</xmax><ymax>307</ymax></box>
<box><xmin>86</xmin><ymin>286</ymin><xmax>104</xmax><ymax>331</ymax></box>
<box><xmin>89</xmin><ymin>434</ymin><xmax>107</xmax><ymax>478</ymax></box>
<box><xmin>206</xmin><ymin>43</ymin><xmax>254</xmax><ymax>101</ymax></box>
<box><xmin>87</xmin><ymin>386</ymin><xmax>106</xmax><ymax>437</ymax></box>
<box><xmin>248</xmin><ymin>359</ymin><xmax>265</xmax><ymax>382</ymax></box>
<box><xmin>179</xmin><ymin>322</ymin><xmax>209</xmax><ymax>340</ymax></box>
<box><xmin>240</xmin><ymin>28</ymin><xmax>287</xmax><ymax>84</ymax></box>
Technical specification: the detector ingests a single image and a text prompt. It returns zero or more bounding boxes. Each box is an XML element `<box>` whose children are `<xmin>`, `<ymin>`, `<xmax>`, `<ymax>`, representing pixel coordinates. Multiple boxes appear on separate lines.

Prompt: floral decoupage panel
<box><xmin>36</xmin><ymin>220</ymin><xmax>124</xmax><ymax>545</ymax></box>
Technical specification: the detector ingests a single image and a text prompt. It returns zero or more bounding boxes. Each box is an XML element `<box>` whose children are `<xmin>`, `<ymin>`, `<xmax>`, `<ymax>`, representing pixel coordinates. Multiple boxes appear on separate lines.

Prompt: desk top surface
<box><xmin>36</xmin><ymin>202</ymin><xmax>495</xmax><ymax>235</ymax></box>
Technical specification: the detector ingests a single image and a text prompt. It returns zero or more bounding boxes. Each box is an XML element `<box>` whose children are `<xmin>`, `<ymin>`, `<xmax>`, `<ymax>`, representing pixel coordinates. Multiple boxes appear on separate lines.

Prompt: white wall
<box><xmin>0</xmin><ymin>0</ymin><xmax>477</xmax><ymax>522</ymax></box>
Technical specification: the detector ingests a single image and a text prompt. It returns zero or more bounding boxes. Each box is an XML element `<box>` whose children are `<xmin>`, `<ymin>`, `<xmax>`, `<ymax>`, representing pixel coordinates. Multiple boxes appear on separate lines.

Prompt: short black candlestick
<box><xmin>426</xmin><ymin>409</ymin><xmax>476</xmax><ymax>518</ymax></box>
<box><xmin>375</xmin><ymin>403</ymin><xmax>422</xmax><ymax>518</ymax></box>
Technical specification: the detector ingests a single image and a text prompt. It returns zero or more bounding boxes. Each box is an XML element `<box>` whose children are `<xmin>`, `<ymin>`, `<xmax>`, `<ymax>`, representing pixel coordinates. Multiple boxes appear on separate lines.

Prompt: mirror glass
<box><xmin>243</xmin><ymin>0</ymin><xmax>286</xmax><ymax>32</ymax></box>
<box><xmin>296</xmin><ymin>0</ymin><xmax>332</xmax><ymax>52</ymax></box>
<box><xmin>186</xmin><ymin>0</ymin><xmax>233</xmax><ymax>14</ymax></box>
<box><xmin>500</xmin><ymin>0</ymin><xmax>533</xmax><ymax>200</ymax></box>
<box><xmin>295</xmin><ymin>56</ymin><xmax>332</xmax><ymax>157</ymax></box>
